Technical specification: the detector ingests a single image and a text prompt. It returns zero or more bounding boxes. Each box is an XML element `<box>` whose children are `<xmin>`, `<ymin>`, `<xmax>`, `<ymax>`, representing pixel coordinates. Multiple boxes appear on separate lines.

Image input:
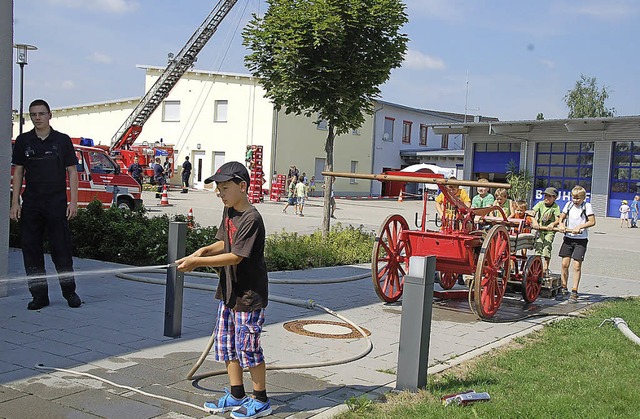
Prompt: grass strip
<box><xmin>340</xmin><ymin>297</ymin><xmax>640</xmax><ymax>418</ymax></box>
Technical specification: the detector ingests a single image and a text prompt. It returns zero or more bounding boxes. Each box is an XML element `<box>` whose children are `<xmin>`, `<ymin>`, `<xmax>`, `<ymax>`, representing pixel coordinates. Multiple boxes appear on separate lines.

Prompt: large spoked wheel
<box><xmin>522</xmin><ymin>255</ymin><xmax>543</xmax><ymax>303</ymax></box>
<box><xmin>471</xmin><ymin>225</ymin><xmax>511</xmax><ymax>319</ymax></box>
<box><xmin>372</xmin><ymin>214</ymin><xmax>411</xmax><ymax>302</ymax></box>
<box><xmin>439</xmin><ymin>272</ymin><xmax>458</xmax><ymax>290</ymax></box>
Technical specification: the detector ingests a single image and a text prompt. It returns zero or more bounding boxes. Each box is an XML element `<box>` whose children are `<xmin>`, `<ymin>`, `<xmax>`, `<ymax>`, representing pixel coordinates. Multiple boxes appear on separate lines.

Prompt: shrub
<box><xmin>265</xmin><ymin>223</ymin><xmax>375</xmax><ymax>271</ymax></box>
<box><xmin>10</xmin><ymin>202</ymin><xmax>375</xmax><ymax>270</ymax></box>
<box><xmin>10</xmin><ymin>200</ymin><xmax>218</xmax><ymax>267</ymax></box>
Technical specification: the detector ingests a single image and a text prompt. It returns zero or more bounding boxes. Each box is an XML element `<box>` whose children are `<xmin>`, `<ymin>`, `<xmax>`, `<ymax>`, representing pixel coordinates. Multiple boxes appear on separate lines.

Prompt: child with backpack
<box><xmin>556</xmin><ymin>186</ymin><xmax>596</xmax><ymax>303</ymax></box>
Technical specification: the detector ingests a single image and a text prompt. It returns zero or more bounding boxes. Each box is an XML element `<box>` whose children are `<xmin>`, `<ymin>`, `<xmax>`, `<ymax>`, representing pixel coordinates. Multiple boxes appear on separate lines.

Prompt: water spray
<box><xmin>0</xmin><ymin>264</ymin><xmax>175</xmax><ymax>286</ymax></box>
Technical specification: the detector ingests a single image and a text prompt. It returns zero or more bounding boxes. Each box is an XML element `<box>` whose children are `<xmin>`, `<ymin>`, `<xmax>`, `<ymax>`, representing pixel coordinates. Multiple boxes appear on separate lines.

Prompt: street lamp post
<box><xmin>14</xmin><ymin>43</ymin><xmax>38</xmax><ymax>136</ymax></box>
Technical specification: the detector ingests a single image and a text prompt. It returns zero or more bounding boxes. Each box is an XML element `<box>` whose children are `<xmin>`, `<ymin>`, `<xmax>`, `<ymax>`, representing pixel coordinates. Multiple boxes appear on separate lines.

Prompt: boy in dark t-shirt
<box><xmin>176</xmin><ymin>161</ymin><xmax>271</xmax><ymax>419</ymax></box>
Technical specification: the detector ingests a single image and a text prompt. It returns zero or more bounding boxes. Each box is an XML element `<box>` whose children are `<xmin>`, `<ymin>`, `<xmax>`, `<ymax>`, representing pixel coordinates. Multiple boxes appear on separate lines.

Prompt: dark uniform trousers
<box><xmin>20</xmin><ymin>191</ymin><xmax>76</xmax><ymax>299</ymax></box>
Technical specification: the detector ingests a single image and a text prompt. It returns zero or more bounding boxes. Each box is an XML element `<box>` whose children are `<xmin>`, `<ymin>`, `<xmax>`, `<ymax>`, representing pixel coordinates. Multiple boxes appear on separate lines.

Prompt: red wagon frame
<box><xmin>324</xmin><ymin>171</ymin><xmax>544</xmax><ymax>319</ymax></box>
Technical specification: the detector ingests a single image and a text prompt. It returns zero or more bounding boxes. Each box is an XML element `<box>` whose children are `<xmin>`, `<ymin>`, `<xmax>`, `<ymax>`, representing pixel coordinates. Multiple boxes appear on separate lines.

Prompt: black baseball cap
<box><xmin>204</xmin><ymin>161</ymin><xmax>250</xmax><ymax>185</ymax></box>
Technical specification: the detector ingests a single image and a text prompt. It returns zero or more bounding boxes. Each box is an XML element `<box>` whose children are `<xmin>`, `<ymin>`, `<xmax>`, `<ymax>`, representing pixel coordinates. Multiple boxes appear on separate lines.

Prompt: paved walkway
<box><xmin>1</xmin><ymin>203</ymin><xmax>639</xmax><ymax>418</ymax></box>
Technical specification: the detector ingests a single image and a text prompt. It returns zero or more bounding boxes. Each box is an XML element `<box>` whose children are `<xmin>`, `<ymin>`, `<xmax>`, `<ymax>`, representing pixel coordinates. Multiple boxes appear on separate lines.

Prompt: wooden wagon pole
<box><xmin>321</xmin><ymin>171</ymin><xmax>511</xmax><ymax>190</ymax></box>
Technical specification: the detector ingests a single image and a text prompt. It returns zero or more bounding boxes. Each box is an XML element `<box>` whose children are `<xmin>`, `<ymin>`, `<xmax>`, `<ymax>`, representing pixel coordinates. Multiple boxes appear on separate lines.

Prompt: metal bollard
<box><xmin>396</xmin><ymin>255</ymin><xmax>435</xmax><ymax>391</ymax></box>
<box><xmin>164</xmin><ymin>222</ymin><xmax>187</xmax><ymax>337</ymax></box>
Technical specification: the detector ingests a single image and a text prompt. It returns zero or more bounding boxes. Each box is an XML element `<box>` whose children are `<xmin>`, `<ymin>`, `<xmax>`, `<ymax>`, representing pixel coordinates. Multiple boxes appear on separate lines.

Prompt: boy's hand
<box><xmin>175</xmin><ymin>256</ymin><xmax>198</xmax><ymax>272</ymax></box>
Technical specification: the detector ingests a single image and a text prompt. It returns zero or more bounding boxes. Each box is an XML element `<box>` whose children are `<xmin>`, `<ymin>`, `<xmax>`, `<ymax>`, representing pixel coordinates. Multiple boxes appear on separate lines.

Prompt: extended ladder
<box><xmin>110</xmin><ymin>0</ymin><xmax>239</xmax><ymax>151</ymax></box>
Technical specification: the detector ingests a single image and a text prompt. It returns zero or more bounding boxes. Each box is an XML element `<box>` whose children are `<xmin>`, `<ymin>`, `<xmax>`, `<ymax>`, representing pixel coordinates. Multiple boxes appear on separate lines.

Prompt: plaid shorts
<box><xmin>214</xmin><ymin>301</ymin><xmax>265</xmax><ymax>369</ymax></box>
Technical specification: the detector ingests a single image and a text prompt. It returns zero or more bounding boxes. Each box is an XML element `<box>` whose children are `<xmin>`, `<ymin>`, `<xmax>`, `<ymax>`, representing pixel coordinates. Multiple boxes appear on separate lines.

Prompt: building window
<box><xmin>534</xmin><ymin>142</ymin><xmax>594</xmax><ymax>200</ymax></box>
<box><xmin>402</xmin><ymin>121</ymin><xmax>412</xmax><ymax>144</ymax></box>
<box><xmin>350</xmin><ymin>160</ymin><xmax>358</xmax><ymax>184</ymax></box>
<box><xmin>474</xmin><ymin>142</ymin><xmax>521</xmax><ymax>153</ymax></box>
<box><xmin>383</xmin><ymin>117</ymin><xmax>394</xmax><ymax>142</ymax></box>
<box><xmin>214</xmin><ymin>100</ymin><xmax>228</xmax><ymax>122</ymax></box>
<box><xmin>317</xmin><ymin>117</ymin><xmax>328</xmax><ymax>130</ymax></box>
<box><xmin>441</xmin><ymin>134</ymin><xmax>449</xmax><ymax>149</ymax></box>
<box><xmin>610</xmin><ymin>141</ymin><xmax>640</xmax><ymax>192</ymax></box>
<box><xmin>472</xmin><ymin>142</ymin><xmax>522</xmax><ymax>179</ymax></box>
<box><xmin>419</xmin><ymin>124</ymin><xmax>427</xmax><ymax>146</ymax></box>
<box><xmin>314</xmin><ymin>157</ymin><xmax>326</xmax><ymax>183</ymax></box>
<box><xmin>162</xmin><ymin>100</ymin><xmax>180</xmax><ymax>122</ymax></box>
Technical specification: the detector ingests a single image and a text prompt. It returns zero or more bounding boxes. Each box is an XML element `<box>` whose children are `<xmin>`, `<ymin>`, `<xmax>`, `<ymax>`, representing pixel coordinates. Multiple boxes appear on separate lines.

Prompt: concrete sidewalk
<box><xmin>1</xmin><ymin>215</ymin><xmax>640</xmax><ymax>418</ymax></box>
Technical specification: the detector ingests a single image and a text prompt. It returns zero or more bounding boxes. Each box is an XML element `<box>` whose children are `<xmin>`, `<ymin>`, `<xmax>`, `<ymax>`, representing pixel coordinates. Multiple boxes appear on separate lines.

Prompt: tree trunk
<box><xmin>322</xmin><ymin>126</ymin><xmax>335</xmax><ymax>236</ymax></box>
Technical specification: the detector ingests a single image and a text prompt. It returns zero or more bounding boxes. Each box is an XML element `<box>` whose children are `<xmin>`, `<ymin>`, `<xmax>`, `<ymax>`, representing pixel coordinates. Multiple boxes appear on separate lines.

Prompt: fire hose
<box><xmin>35</xmin><ymin>265</ymin><xmax>373</xmax><ymax>413</ymax></box>
<box><xmin>599</xmin><ymin>317</ymin><xmax>640</xmax><ymax>346</ymax></box>
<box><xmin>113</xmin><ymin>267</ymin><xmax>374</xmax><ymax>379</ymax></box>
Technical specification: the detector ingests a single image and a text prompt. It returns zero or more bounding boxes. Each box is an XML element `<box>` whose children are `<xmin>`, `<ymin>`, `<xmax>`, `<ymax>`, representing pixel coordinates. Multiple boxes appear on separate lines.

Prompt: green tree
<box><xmin>243</xmin><ymin>0</ymin><xmax>408</xmax><ymax>234</ymax></box>
<box><xmin>563</xmin><ymin>74</ymin><xmax>615</xmax><ymax>118</ymax></box>
<box><xmin>536</xmin><ymin>112</ymin><xmax>544</xmax><ymax>120</ymax></box>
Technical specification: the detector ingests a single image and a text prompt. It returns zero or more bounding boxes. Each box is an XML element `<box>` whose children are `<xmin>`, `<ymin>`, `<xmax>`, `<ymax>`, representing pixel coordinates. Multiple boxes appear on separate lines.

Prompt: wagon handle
<box><xmin>532</xmin><ymin>225</ymin><xmax>581</xmax><ymax>234</ymax></box>
<box><xmin>321</xmin><ymin>171</ymin><xmax>511</xmax><ymax>190</ymax></box>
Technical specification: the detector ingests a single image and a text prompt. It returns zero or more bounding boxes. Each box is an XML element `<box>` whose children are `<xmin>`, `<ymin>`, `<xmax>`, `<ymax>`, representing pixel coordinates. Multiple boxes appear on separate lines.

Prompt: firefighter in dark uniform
<box><xmin>10</xmin><ymin>99</ymin><xmax>82</xmax><ymax>310</ymax></box>
<box><xmin>128</xmin><ymin>155</ymin><xmax>143</xmax><ymax>186</ymax></box>
<box><xmin>154</xmin><ymin>157</ymin><xmax>166</xmax><ymax>198</ymax></box>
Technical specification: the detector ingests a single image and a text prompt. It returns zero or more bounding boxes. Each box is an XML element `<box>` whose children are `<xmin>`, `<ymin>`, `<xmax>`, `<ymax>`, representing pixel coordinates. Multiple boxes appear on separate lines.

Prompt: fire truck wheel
<box><xmin>117</xmin><ymin>197</ymin><xmax>134</xmax><ymax>211</ymax></box>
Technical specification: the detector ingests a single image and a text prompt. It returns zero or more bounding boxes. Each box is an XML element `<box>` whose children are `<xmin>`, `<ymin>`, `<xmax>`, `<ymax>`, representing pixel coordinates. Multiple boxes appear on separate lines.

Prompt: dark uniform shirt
<box><xmin>215</xmin><ymin>205</ymin><xmax>268</xmax><ymax>311</ymax></box>
<box><xmin>128</xmin><ymin>162</ymin><xmax>143</xmax><ymax>180</ymax></box>
<box><xmin>12</xmin><ymin>128</ymin><xmax>78</xmax><ymax>198</ymax></box>
<box><xmin>154</xmin><ymin>162</ymin><xmax>164</xmax><ymax>180</ymax></box>
<box><xmin>182</xmin><ymin>160</ymin><xmax>192</xmax><ymax>176</ymax></box>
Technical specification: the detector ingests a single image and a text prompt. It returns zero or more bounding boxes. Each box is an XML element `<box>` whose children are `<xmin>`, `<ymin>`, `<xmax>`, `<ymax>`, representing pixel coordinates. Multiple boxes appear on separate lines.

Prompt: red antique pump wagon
<box><xmin>324</xmin><ymin>171</ymin><xmax>546</xmax><ymax>320</ymax></box>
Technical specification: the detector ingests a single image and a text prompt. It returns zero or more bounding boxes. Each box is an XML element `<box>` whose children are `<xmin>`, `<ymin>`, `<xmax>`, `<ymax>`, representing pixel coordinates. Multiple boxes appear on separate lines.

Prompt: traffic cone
<box><xmin>160</xmin><ymin>184</ymin><xmax>171</xmax><ymax>206</ymax></box>
<box><xmin>398</xmin><ymin>189</ymin><xmax>404</xmax><ymax>203</ymax></box>
<box><xmin>187</xmin><ymin>208</ymin><xmax>194</xmax><ymax>228</ymax></box>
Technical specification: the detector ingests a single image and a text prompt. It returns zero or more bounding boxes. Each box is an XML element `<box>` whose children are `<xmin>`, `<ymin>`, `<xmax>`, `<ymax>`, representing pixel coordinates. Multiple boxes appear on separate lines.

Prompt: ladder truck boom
<box><xmin>110</xmin><ymin>0</ymin><xmax>239</xmax><ymax>152</ymax></box>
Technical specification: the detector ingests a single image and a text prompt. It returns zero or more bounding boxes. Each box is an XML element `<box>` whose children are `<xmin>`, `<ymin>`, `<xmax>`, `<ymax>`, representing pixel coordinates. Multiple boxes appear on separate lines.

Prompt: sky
<box><xmin>10</xmin><ymin>0</ymin><xmax>640</xmax><ymax>122</ymax></box>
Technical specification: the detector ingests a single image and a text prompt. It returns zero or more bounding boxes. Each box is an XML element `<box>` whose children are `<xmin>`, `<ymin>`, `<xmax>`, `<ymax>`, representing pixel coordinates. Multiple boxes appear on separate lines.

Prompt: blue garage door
<box><xmin>609</xmin><ymin>141</ymin><xmax>640</xmax><ymax>216</ymax></box>
<box><xmin>473</xmin><ymin>142</ymin><xmax>520</xmax><ymax>174</ymax></box>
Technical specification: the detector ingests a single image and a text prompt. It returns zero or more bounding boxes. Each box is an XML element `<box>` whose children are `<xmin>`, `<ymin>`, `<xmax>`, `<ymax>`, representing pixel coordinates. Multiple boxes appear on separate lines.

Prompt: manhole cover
<box><xmin>283</xmin><ymin>320</ymin><xmax>371</xmax><ymax>339</ymax></box>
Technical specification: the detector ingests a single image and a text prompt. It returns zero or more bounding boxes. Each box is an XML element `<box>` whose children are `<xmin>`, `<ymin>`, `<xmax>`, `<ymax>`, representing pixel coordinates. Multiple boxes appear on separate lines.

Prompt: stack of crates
<box><xmin>270</xmin><ymin>174</ymin><xmax>287</xmax><ymax>201</ymax></box>
<box><xmin>248</xmin><ymin>145</ymin><xmax>263</xmax><ymax>204</ymax></box>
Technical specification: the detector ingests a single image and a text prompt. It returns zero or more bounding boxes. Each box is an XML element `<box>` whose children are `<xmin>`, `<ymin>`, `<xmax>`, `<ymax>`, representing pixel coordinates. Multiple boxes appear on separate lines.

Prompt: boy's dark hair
<box><xmin>29</xmin><ymin>99</ymin><xmax>51</xmax><ymax>112</ymax></box>
<box><xmin>516</xmin><ymin>200</ymin><xmax>528</xmax><ymax>209</ymax></box>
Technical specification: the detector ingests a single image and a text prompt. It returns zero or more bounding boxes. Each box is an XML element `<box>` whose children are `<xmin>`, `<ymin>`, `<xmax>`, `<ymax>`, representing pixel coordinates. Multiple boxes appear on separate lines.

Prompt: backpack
<box><xmin>563</xmin><ymin>202</ymin><xmax>588</xmax><ymax>221</ymax></box>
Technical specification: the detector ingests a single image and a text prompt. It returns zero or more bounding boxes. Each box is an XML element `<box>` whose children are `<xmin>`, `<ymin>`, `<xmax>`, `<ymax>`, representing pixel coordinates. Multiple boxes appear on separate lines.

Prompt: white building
<box><xmin>371</xmin><ymin>100</ymin><xmax>496</xmax><ymax>196</ymax></box>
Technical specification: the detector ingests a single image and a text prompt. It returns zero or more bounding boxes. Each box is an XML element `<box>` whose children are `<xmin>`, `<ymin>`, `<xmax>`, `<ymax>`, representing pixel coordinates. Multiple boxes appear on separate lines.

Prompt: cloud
<box><xmin>403</xmin><ymin>49</ymin><xmax>446</xmax><ymax>70</ymax></box>
<box><xmin>539</xmin><ymin>59</ymin><xmax>556</xmax><ymax>69</ymax></box>
<box><xmin>61</xmin><ymin>80</ymin><xmax>76</xmax><ymax>90</ymax></box>
<box><xmin>88</xmin><ymin>52</ymin><xmax>113</xmax><ymax>64</ymax></box>
<box><xmin>558</xmin><ymin>0</ymin><xmax>638</xmax><ymax>21</ymax></box>
<box><xmin>46</xmin><ymin>0</ymin><xmax>139</xmax><ymax>14</ymax></box>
